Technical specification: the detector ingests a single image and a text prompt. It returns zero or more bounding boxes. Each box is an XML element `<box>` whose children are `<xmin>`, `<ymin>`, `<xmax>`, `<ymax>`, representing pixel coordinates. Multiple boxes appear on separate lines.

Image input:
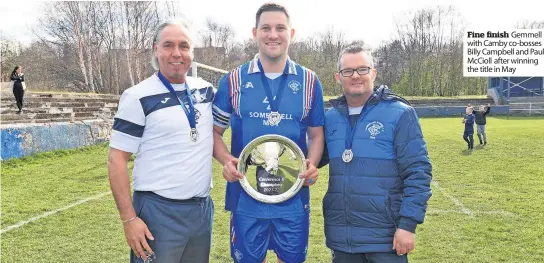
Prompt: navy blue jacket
<box><xmin>320</xmin><ymin>87</ymin><xmax>432</xmax><ymax>253</ymax></box>
<box><xmin>464</xmin><ymin>114</ymin><xmax>475</xmax><ymax>132</ymax></box>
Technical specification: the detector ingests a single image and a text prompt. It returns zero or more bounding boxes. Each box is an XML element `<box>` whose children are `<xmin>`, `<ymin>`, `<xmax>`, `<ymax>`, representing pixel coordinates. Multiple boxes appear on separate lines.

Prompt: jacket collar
<box><xmin>329</xmin><ymin>85</ymin><xmax>411</xmax><ymax>113</ymax></box>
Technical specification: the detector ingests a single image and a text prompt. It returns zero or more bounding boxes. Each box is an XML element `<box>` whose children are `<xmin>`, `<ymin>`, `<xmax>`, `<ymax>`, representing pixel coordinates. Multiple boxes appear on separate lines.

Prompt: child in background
<box><xmin>462</xmin><ymin>106</ymin><xmax>475</xmax><ymax>150</ymax></box>
<box><xmin>473</xmin><ymin>104</ymin><xmax>491</xmax><ymax>145</ymax></box>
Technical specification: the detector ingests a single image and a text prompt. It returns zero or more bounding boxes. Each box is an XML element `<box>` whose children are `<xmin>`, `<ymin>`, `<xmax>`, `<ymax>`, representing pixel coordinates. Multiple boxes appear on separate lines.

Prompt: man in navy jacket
<box><xmin>319</xmin><ymin>46</ymin><xmax>432</xmax><ymax>263</ymax></box>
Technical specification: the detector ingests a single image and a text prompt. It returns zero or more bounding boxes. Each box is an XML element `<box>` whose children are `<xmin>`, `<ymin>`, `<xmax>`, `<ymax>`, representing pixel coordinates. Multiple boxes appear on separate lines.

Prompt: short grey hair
<box><xmin>337</xmin><ymin>45</ymin><xmax>375</xmax><ymax>71</ymax></box>
<box><xmin>151</xmin><ymin>19</ymin><xmax>194</xmax><ymax>71</ymax></box>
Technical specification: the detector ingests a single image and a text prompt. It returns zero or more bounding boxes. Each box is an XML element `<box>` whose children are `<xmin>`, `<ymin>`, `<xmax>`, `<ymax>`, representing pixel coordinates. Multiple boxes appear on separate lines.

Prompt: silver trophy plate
<box><xmin>237</xmin><ymin>135</ymin><xmax>306</xmax><ymax>204</ymax></box>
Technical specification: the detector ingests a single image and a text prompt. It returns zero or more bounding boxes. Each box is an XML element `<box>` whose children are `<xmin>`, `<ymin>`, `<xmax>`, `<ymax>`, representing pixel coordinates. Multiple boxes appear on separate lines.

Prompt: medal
<box><xmin>157</xmin><ymin>72</ymin><xmax>198</xmax><ymax>142</ymax></box>
<box><xmin>342</xmin><ymin>96</ymin><xmax>379</xmax><ymax>164</ymax></box>
<box><xmin>190</xmin><ymin>128</ymin><xmax>199</xmax><ymax>142</ymax></box>
<box><xmin>257</xmin><ymin>59</ymin><xmax>289</xmax><ymax>126</ymax></box>
<box><xmin>268</xmin><ymin>111</ymin><xmax>282</xmax><ymax>126</ymax></box>
<box><xmin>342</xmin><ymin>149</ymin><xmax>353</xmax><ymax>163</ymax></box>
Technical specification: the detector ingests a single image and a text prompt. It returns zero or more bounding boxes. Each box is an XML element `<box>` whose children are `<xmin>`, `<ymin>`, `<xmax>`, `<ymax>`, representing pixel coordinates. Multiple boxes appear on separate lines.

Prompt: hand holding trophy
<box><xmin>238</xmin><ymin>135</ymin><xmax>306</xmax><ymax>204</ymax></box>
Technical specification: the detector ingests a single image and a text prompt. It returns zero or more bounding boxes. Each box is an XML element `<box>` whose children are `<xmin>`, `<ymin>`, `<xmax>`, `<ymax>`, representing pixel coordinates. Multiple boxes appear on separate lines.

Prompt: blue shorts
<box><xmin>230</xmin><ymin>213</ymin><xmax>310</xmax><ymax>263</ymax></box>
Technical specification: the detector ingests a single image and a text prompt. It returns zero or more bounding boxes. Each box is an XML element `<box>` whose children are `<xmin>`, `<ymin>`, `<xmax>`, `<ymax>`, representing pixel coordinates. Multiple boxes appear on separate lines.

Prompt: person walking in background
<box><xmin>472</xmin><ymin>104</ymin><xmax>491</xmax><ymax>145</ymax></box>
<box><xmin>462</xmin><ymin>105</ymin><xmax>475</xmax><ymax>150</ymax></box>
<box><xmin>10</xmin><ymin>66</ymin><xmax>26</xmax><ymax>114</ymax></box>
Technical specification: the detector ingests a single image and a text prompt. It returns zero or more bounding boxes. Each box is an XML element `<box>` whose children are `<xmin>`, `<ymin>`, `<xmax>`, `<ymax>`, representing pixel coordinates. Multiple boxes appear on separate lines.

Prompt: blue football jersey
<box><xmin>213</xmin><ymin>55</ymin><xmax>325</xmax><ymax>218</ymax></box>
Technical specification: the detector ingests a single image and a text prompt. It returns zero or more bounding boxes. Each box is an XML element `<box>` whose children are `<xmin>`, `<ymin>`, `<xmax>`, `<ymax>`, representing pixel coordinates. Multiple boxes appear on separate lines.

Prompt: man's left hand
<box><xmin>392</xmin><ymin>228</ymin><xmax>415</xmax><ymax>256</ymax></box>
<box><xmin>299</xmin><ymin>159</ymin><xmax>318</xmax><ymax>186</ymax></box>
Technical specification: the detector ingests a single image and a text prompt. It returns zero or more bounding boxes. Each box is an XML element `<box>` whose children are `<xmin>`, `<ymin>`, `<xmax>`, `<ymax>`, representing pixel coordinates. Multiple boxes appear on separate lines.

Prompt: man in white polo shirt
<box><xmin>108</xmin><ymin>19</ymin><xmax>214</xmax><ymax>263</ymax></box>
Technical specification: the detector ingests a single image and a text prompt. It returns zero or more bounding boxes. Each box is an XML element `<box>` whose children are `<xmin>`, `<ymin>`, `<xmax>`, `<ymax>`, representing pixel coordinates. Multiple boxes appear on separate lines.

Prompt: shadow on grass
<box><xmin>473</xmin><ymin>144</ymin><xmax>490</xmax><ymax>150</ymax></box>
<box><xmin>461</xmin><ymin>149</ymin><xmax>473</xmax><ymax>155</ymax></box>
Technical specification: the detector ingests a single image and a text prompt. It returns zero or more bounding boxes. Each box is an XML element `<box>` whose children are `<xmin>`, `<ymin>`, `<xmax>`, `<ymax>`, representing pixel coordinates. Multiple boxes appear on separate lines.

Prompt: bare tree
<box><xmin>195</xmin><ymin>18</ymin><xmax>237</xmax><ymax>68</ymax></box>
<box><xmin>66</xmin><ymin>2</ymin><xmax>91</xmax><ymax>91</ymax></box>
<box><xmin>382</xmin><ymin>6</ymin><xmax>486</xmax><ymax>96</ymax></box>
<box><xmin>516</xmin><ymin>20</ymin><xmax>544</xmax><ymax>29</ymax></box>
<box><xmin>1</xmin><ymin>37</ymin><xmax>21</xmax><ymax>81</ymax></box>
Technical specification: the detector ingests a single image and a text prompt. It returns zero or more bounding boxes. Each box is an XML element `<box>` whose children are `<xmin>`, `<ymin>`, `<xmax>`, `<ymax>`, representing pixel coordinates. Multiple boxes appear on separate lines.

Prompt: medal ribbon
<box><xmin>256</xmin><ymin>59</ymin><xmax>290</xmax><ymax>114</ymax></box>
<box><xmin>157</xmin><ymin>71</ymin><xmax>196</xmax><ymax>130</ymax></box>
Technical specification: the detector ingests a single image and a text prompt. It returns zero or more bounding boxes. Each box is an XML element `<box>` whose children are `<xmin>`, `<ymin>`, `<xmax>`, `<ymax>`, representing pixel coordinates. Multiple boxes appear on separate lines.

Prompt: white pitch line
<box><xmin>478</xmin><ymin>210</ymin><xmax>517</xmax><ymax>217</ymax></box>
<box><xmin>427</xmin><ymin>209</ymin><xmax>462</xmax><ymax>214</ymax></box>
<box><xmin>431</xmin><ymin>181</ymin><xmax>473</xmax><ymax>217</ymax></box>
<box><xmin>1</xmin><ymin>191</ymin><xmax>111</xmax><ymax>234</ymax></box>
<box><xmin>428</xmin><ymin>209</ymin><xmax>516</xmax><ymax>217</ymax></box>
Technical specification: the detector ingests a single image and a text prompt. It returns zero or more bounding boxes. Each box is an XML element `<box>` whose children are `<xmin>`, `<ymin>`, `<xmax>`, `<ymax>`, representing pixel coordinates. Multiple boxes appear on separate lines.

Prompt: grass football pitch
<box><xmin>1</xmin><ymin>116</ymin><xmax>543</xmax><ymax>262</ymax></box>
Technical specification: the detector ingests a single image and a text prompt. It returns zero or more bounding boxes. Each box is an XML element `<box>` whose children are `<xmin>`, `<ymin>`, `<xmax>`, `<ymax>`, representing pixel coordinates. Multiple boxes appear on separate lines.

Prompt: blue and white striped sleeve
<box><xmin>110</xmin><ymin>91</ymin><xmax>145</xmax><ymax>153</ymax></box>
<box><xmin>212</xmin><ymin>74</ymin><xmax>232</xmax><ymax>129</ymax></box>
<box><xmin>309</xmin><ymin>74</ymin><xmax>325</xmax><ymax>127</ymax></box>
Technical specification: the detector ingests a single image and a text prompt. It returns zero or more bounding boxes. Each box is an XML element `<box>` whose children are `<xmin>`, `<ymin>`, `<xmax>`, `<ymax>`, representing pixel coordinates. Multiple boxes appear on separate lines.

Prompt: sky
<box><xmin>1</xmin><ymin>0</ymin><xmax>543</xmax><ymax>49</ymax></box>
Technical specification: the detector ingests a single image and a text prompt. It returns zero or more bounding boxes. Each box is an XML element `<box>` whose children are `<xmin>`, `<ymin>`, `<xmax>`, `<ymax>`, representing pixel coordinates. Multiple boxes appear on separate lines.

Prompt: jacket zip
<box><xmin>340</xmin><ymin>96</ymin><xmax>377</xmax><ymax>252</ymax></box>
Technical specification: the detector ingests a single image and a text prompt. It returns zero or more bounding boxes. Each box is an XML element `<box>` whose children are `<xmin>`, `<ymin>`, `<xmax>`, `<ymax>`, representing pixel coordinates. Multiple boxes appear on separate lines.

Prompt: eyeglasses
<box><xmin>339</xmin><ymin>67</ymin><xmax>372</xmax><ymax>77</ymax></box>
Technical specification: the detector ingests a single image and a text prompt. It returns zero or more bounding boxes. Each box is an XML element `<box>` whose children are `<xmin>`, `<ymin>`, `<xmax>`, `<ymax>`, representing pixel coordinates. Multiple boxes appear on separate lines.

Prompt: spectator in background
<box><xmin>10</xmin><ymin>66</ymin><xmax>26</xmax><ymax>114</ymax></box>
<box><xmin>462</xmin><ymin>106</ymin><xmax>475</xmax><ymax>150</ymax></box>
<box><xmin>472</xmin><ymin>104</ymin><xmax>491</xmax><ymax>145</ymax></box>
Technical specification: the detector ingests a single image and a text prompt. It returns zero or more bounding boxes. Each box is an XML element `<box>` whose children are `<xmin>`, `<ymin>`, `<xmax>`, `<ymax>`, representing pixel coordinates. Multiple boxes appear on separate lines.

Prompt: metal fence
<box><xmin>508</xmin><ymin>102</ymin><xmax>544</xmax><ymax>115</ymax></box>
<box><xmin>189</xmin><ymin>62</ymin><xmax>228</xmax><ymax>88</ymax></box>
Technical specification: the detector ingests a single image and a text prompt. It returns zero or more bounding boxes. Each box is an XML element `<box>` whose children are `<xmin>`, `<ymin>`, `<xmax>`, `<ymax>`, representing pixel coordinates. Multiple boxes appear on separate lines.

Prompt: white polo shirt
<box><xmin>110</xmin><ymin>74</ymin><xmax>214</xmax><ymax>199</ymax></box>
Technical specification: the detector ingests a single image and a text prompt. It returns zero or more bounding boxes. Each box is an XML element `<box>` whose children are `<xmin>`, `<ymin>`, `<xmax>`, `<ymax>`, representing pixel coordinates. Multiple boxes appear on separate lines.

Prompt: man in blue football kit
<box><xmin>212</xmin><ymin>3</ymin><xmax>325</xmax><ymax>263</ymax></box>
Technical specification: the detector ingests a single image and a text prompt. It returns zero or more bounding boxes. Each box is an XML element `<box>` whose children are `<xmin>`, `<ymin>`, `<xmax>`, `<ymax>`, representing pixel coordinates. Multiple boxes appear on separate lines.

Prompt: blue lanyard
<box><xmin>256</xmin><ymin>59</ymin><xmax>290</xmax><ymax>113</ymax></box>
<box><xmin>345</xmin><ymin>96</ymin><xmax>377</xmax><ymax>150</ymax></box>
<box><xmin>157</xmin><ymin>72</ymin><xmax>196</xmax><ymax>129</ymax></box>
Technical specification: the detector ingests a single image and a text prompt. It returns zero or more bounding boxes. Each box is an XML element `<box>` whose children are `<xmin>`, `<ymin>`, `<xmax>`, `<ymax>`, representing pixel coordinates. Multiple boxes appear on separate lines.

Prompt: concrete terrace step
<box><xmin>73</xmin><ymin>112</ymin><xmax>114</xmax><ymax>119</ymax></box>
<box><xmin>2</xmin><ymin>112</ymin><xmax>74</xmax><ymax>121</ymax></box>
<box><xmin>1</xmin><ymin>101</ymin><xmax>118</xmax><ymax>109</ymax></box>
<box><xmin>2</xmin><ymin>118</ymin><xmax>74</xmax><ymax>124</ymax></box>
<box><xmin>1</xmin><ymin>107</ymin><xmax>50</xmax><ymax>114</ymax></box>
<box><xmin>0</xmin><ymin>91</ymin><xmax>120</xmax><ymax>125</ymax></box>
<box><xmin>1</xmin><ymin>97</ymin><xmax>119</xmax><ymax>104</ymax></box>
<box><xmin>72</xmin><ymin>107</ymin><xmax>115</xmax><ymax>113</ymax></box>
<box><xmin>1</xmin><ymin>106</ymin><xmax>117</xmax><ymax>115</ymax></box>
<box><xmin>1</xmin><ymin>116</ymin><xmax>110</xmax><ymax>125</ymax></box>
<box><xmin>2</xmin><ymin>110</ymin><xmax>113</xmax><ymax>120</ymax></box>
<box><xmin>20</xmin><ymin>92</ymin><xmax>119</xmax><ymax>99</ymax></box>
